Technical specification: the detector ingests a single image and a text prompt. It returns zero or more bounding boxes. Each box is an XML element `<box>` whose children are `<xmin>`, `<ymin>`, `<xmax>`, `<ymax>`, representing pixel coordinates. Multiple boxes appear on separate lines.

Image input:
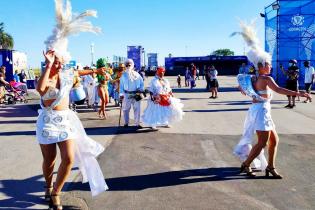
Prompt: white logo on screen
<box><xmin>292</xmin><ymin>15</ymin><xmax>304</xmax><ymax>26</ymax></box>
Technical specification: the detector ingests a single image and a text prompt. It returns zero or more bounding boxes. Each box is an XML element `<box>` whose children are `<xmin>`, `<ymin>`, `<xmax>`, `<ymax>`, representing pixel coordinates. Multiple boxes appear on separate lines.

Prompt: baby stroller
<box><xmin>4</xmin><ymin>85</ymin><xmax>28</xmax><ymax>104</ymax></box>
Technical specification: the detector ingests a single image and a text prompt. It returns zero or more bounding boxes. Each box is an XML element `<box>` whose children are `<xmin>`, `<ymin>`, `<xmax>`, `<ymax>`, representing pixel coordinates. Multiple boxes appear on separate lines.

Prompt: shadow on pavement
<box><xmin>0</xmin><ymin>120</ymin><xmax>37</xmax><ymax>124</ymax></box>
<box><xmin>0</xmin><ymin>174</ymin><xmax>48</xmax><ymax>209</ymax></box>
<box><xmin>173</xmin><ymin>87</ymin><xmax>239</xmax><ymax>93</ymax></box>
<box><xmin>0</xmin><ymin>104</ymin><xmax>38</xmax><ymax>118</ymax></box>
<box><xmin>0</xmin><ymin>130</ymin><xmax>36</xmax><ymax>136</ymax></box>
<box><xmin>0</xmin><ymin>125</ymin><xmax>150</xmax><ymax>137</ymax></box>
<box><xmin>207</xmin><ymin>100</ymin><xmax>288</xmax><ymax>106</ymax></box>
<box><xmin>0</xmin><ymin>172</ymin><xmax>83</xmax><ymax>210</ymax></box>
<box><xmin>185</xmin><ymin>108</ymin><xmax>248</xmax><ymax>113</ymax></box>
<box><xmin>0</xmin><ymin>175</ymin><xmax>44</xmax><ymax>209</ymax></box>
<box><xmin>172</xmin><ymin>88</ymin><xmax>207</xmax><ymax>93</ymax></box>
<box><xmin>179</xmin><ymin>97</ymin><xmax>210</xmax><ymax>101</ymax></box>
<box><xmin>69</xmin><ymin>167</ymin><xmax>272</xmax><ymax>192</ymax></box>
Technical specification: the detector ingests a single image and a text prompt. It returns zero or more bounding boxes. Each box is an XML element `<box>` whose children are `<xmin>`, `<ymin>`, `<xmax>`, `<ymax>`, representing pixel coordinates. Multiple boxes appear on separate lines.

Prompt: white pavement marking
<box><xmin>201</xmin><ymin>140</ymin><xmax>229</xmax><ymax>167</ymax></box>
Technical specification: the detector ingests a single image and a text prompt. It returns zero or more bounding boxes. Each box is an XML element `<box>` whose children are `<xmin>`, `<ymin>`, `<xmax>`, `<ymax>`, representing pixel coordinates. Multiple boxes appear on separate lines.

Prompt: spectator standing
<box><xmin>239</xmin><ymin>63</ymin><xmax>248</xmax><ymax>74</ymax></box>
<box><xmin>177</xmin><ymin>75</ymin><xmax>182</xmax><ymax>88</ymax></box>
<box><xmin>34</xmin><ymin>76</ymin><xmax>39</xmax><ymax>88</ymax></box>
<box><xmin>18</xmin><ymin>69</ymin><xmax>27</xmax><ymax>83</ymax></box>
<box><xmin>196</xmin><ymin>67</ymin><xmax>200</xmax><ymax>80</ymax></box>
<box><xmin>209</xmin><ymin>65</ymin><xmax>219</xmax><ymax>98</ymax></box>
<box><xmin>205</xmin><ymin>66</ymin><xmax>211</xmax><ymax>90</ymax></box>
<box><xmin>185</xmin><ymin>67</ymin><xmax>190</xmax><ymax>87</ymax></box>
<box><xmin>280</xmin><ymin>59</ymin><xmax>299</xmax><ymax>108</ymax></box>
<box><xmin>191</xmin><ymin>63</ymin><xmax>197</xmax><ymax>80</ymax></box>
<box><xmin>0</xmin><ymin>66</ymin><xmax>10</xmax><ymax>103</ymax></box>
<box><xmin>303</xmin><ymin>61</ymin><xmax>314</xmax><ymax>103</ymax></box>
<box><xmin>13</xmin><ymin>70</ymin><xmax>20</xmax><ymax>82</ymax></box>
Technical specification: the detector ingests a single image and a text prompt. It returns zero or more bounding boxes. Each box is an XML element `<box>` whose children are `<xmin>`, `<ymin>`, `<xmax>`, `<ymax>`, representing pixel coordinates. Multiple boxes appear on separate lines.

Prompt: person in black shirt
<box><xmin>18</xmin><ymin>69</ymin><xmax>27</xmax><ymax>83</ymax></box>
<box><xmin>280</xmin><ymin>59</ymin><xmax>299</xmax><ymax>108</ymax></box>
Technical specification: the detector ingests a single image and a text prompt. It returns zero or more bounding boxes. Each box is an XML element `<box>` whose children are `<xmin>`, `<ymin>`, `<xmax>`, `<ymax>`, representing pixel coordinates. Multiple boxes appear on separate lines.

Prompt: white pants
<box><xmin>87</xmin><ymin>85</ymin><xmax>96</xmax><ymax>106</ymax></box>
<box><xmin>122</xmin><ymin>96</ymin><xmax>141</xmax><ymax>126</ymax></box>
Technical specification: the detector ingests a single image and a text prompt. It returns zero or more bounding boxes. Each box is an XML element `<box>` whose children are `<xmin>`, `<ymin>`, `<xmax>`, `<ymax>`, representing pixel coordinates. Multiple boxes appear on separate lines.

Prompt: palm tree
<box><xmin>0</xmin><ymin>22</ymin><xmax>14</xmax><ymax>50</ymax></box>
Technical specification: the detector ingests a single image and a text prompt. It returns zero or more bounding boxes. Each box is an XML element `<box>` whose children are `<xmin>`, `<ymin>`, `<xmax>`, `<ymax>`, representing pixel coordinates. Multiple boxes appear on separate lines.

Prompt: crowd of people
<box><xmin>179</xmin><ymin>63</ymin><xmax>220</xmax><ymax>99</ymax></box>
<box><xmin>7</xmin><ymin>0</ymin><xmax>314</xmax><ymax>209</ymax></box>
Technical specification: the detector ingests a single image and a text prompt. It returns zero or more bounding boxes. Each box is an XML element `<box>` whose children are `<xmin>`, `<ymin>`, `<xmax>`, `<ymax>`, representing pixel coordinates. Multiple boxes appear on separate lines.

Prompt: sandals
<box><xmin>240</xmin><ymin>162</ymin><xmax>256</xmax><ymax>177</ymax></box>
<box><xmin>49</xmin><ymin>194</ymin><xmax>63</xmax><ymax>210</ymax></box>
<box><xmin>265</xmin><ymin>166</ymin><xmax>283</xmax><ymax>179</ymax></box>
<box><xmin>44</xmin><ymin>185</ymin><xmax>53</xmax><ymax>202</ymax></box>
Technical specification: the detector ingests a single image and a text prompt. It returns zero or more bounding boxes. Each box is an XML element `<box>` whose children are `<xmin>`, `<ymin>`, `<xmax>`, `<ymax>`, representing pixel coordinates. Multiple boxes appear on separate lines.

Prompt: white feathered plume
<box><xmin>45</xmin><ymin>0</ymin><xmax>101</xmax><ymax>63</ymax></box>
<box><xmin>231</xmin><ymin>20</ymin><xmax>271</xmax><ymax>69</ymax></box>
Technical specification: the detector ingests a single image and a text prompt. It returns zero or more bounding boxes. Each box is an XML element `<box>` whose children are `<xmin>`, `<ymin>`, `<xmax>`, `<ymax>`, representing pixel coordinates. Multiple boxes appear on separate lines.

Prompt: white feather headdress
<box><xmin>231</xmin><ymin>20</ymin><xmax>271</xmax><ymax>69</ymax></box>
<box><xmin>45</xmin><ymin>0</ymin><xmax>101</xmax><ymax>63</ymax></box>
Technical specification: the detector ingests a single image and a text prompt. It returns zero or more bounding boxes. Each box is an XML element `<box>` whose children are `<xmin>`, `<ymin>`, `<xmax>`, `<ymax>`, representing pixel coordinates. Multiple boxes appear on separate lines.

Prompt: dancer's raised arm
<box><xmin>36</xmin><ymin>50</ymin><xmax>56</xmax><ymax>95</ymax></box>
<box><xmin>266</xmin><ymin>76</ymin><xmax>310</xmax><ymax>98</ymax></box>
<box><xmin>77</xmin><ymin>67</ymin><xmax>106</xmax><ymax>77</ymax></box>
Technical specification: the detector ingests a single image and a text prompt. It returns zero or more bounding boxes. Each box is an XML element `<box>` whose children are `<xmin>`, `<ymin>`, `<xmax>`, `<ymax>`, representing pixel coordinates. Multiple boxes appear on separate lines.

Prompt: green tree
<box><xmin>0</xmin><ymin>22</ymin><xmax>14</xmax><ymax>50</ymax></box>
<box><xmin>211</xmin><ymin>49</ymin><xmax>234</xmax><ymax>56</ymax></box>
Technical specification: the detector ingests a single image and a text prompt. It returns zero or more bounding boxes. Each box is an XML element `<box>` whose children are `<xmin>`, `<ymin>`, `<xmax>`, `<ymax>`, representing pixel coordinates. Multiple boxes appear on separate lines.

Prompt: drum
<box><xmin>70</xmin><ymin>86</ymin><xmax>86</xmax><ymax>102</ymax></box>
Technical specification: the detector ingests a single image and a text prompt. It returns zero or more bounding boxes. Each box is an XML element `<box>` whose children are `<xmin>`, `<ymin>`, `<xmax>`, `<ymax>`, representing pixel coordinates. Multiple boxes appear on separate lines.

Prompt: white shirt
<box><xmin>209</xmin><ymin>70</ymin><xmax>218</xmax><ymax>80</ymax></box>
<box><xmin>149</xmin><ymin>76</ymin><xmax>171</xmax><ymax>95</ymax></box>
<box><xmin>119</xmin><ymin>70</ymin><xmax>144</xmax><ymax>96</ymax></box>
<box><xmin>83</xmin><ymin>75</ymin><xmax>96</xmax><ymax>87</ymax></box>
<box><xmin>305</xmin><ymin>66</ymin><xmax>315</xmax><ymax>83</ymax></box>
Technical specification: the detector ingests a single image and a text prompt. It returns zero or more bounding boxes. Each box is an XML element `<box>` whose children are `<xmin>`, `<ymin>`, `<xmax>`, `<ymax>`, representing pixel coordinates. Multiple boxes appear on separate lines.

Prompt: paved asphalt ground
<box><xmin>0</xmin><ymin>76</ymin><xmax>314</xmax><ymax>210</ymax></box>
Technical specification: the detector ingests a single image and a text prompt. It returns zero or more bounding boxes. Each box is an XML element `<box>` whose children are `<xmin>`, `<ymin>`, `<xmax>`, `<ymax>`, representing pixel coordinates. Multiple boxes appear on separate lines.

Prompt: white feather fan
<box><xmin>45</xmin><ymin>0</ymin><xmax>101</xmax><ymax>63</ymax></box>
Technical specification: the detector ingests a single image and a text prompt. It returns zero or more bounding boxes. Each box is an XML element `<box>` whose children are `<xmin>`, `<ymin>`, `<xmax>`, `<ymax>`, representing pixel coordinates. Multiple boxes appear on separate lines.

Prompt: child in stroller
<box><xmin>4</xmin><ymin>84</ymin><xmax>28</xmax><ymax>104</ymax></box>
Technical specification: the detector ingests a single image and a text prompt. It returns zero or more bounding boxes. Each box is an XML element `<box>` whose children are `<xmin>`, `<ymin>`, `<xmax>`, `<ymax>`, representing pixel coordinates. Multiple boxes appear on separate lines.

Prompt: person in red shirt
<box><xmin>191</xmin><ymin>63</ymin><xmax>197</xmax><ymax>80</ymax></box>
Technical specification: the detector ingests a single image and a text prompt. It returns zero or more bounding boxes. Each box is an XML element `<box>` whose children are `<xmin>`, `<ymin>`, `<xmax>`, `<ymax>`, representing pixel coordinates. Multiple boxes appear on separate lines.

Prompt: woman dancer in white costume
<box><xmin>142</xmin><ymin>67</ymin><xmax>184</xmax><ymax>130</ymax></box>
<box><xmin>36</xmin><ymin>1</ymin><xmax>108</xmax><ymax>209</ymax></box>
<box><xmin>233</xmin><ymin>21</ymin><xmax>311</xmax><ymax>178</ymax></box>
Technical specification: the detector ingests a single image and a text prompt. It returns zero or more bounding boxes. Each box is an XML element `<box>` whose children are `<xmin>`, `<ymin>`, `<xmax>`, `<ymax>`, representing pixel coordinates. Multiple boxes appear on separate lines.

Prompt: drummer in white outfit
<box><xmin>84</xmin><ymin>73</ymin><xmax>98</xmax><ymax>108</ymax></box>
<box><xmin>119</xmin><ymin>59</ymin><xmax>144</xmax><ymax>128</ymax></box>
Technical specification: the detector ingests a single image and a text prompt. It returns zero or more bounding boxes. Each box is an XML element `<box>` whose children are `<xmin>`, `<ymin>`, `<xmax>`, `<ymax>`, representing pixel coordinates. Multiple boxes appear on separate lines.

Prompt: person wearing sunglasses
<box><xmin>119</xmin><ymin>59</ymin><xmax>144</xmax><ymax>128</ymax></box>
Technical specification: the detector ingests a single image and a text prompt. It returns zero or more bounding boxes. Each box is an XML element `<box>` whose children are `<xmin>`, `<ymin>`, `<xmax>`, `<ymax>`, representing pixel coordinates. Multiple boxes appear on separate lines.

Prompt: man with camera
<box><xmin>119</xmin><ymin>59</ymin><xmax>144</xmax><ymax>128</ymax></box>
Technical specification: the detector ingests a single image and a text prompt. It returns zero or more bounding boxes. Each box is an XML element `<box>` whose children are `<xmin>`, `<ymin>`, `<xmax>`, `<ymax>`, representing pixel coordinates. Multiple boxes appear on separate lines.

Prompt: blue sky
<box><xmin>0</xmin><ymin>0</ymin><xmax>272</xmax><ymax>68</ymax></box>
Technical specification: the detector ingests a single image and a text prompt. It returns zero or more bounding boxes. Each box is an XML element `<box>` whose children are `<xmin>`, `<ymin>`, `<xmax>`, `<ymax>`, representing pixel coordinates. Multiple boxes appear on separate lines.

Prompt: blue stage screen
<box><xmin>265</xmin><ymin>0</ymin><xmax>315</xmax><ymax>87</ymax></box>
<box><xmin>127</xmin><ymin>46</ymin><xmax>142</xmax><ymax>71</ymax></box>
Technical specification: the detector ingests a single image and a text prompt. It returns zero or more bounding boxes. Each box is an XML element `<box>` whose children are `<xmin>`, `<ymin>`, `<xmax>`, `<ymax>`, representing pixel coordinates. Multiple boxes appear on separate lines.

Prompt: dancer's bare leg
<box><xmin>51</xmin><ymin>140</ymin><xmax>74</xmax><ymax>204</ymax></box>
<box><xmin>244</xmin><ymin>130</ymin><xmax>270</xmax><ymax>166</ymax></box>
<box><xmin>103</xmin><ymin>91</ymin><xmax>109</xmax><ymax>119</ymax></box>
<box><xmin>98</xmin><ymin>86</ymin><xmax>106</xmax><ymax>118</ymax></box>
<box><xmin>268</xmin><ymin>130</ymin><xmax>279</xmax><ymax>168</ymax></box>
<box><xmin>40</xmin><ymin>143</ymin><xmax>57</xmax><ymax>190</ymax></box>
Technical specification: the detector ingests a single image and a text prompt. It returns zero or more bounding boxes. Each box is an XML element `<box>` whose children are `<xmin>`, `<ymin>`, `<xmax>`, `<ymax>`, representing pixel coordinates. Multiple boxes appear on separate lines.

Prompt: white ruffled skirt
<box><xmin>233</xmin><ymin>102</ymin><xmax>275</xmax><ymax>170</ymax></box>
<box><xmin>36</xmin><ymin>109</ymin><xmax>108</xmax><ymax>196</ymax></box>
<box><xmin>141</xmin><ymin>97</ymin><xmax>184</xmax><ymax>127</ymax></box>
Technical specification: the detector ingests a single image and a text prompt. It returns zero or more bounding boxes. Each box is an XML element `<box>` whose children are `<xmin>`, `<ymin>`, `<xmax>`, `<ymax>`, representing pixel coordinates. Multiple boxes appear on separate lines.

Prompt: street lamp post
<box><xmin>273</xmin><ymin>1</ymin><xmax>280</xmax><ymax>83</ymax></box>
<box><xmin>90</xmin><ymin>43</ymin><xmax>95</xmax><ymax>67</ymax></box>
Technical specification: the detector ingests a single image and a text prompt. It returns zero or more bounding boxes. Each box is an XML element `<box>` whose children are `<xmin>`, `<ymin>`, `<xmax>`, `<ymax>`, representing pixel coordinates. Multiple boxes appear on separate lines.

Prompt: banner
<box><xmin>127</xmin><ymin>46</ymin><xmax>142</xmax><ymax>71</ymax></box>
